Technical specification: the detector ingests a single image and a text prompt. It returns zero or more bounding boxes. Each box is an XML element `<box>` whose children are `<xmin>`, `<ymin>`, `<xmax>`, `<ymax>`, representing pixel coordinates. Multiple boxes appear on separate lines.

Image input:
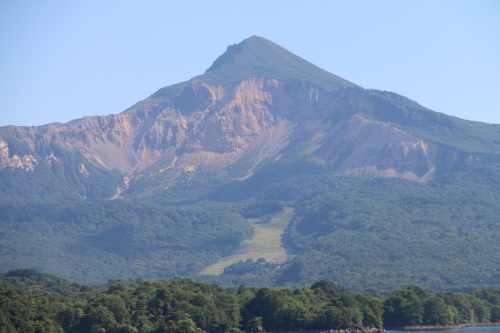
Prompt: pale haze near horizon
<box><xmin>0</xmin><ymin>0</ymin><xmax>499</xmax><ymax>127</ymax></box>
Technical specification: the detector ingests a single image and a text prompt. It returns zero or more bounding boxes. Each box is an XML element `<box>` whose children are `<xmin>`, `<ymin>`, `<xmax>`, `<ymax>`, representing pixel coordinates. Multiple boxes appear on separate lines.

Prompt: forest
<box><xmin>1</xmin><ymin>269</ymin><xmax>500</xmax><ymax>333</ymax></box>
<box><xmin>197</xmin><ymin>166</ymin><xmax>500</xmax><ymax>291</ymax></box>
<box><xmin>0</xmin><ymin>201</ymin><xmax>252</xmax><ymax>284</ymax></box>
<box><xmin>1</xmin><ymin>165</ymin><xmax>500</xmax><ymax>290</ymax></box>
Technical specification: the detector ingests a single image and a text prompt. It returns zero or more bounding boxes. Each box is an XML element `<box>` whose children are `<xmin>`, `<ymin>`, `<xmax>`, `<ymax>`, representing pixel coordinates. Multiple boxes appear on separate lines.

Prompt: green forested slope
<box><xmin>2</xmin><ymin>165</ymin><xmax>500</xmax><ymax>291</ymax></box>
<box><xmin>2</xmin><ymin>164</ymin><xmax>500</xmax><ymax>291</ymax></box>
<box><xmin>0</xmin><ymin>201</ymin><xmax>252</xmax><ymax>284</ymax></box>
<box><xmin>203</xmin><ymin>167</ymin><xmax>500</xmax><ymax>292</ymax></box>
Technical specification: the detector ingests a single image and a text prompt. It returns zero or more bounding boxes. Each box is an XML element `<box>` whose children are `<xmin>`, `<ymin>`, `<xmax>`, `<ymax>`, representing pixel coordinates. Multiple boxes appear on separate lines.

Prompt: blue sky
<box><xmin>1</xmin><ymin>0</ymin><xmax>499</xmax><ymax>126</ymax></box>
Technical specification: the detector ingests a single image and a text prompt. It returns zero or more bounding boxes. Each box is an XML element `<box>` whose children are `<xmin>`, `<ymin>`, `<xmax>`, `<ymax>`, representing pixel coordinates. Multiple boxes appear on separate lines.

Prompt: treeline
<box><xmin>1</xmin><ymin>270</ymin><xmax>500</xmax><ymax>333</ymax></box>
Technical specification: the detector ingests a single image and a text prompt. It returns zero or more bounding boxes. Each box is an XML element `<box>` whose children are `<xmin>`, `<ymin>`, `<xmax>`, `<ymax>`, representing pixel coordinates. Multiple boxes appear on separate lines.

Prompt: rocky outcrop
<box><xmin>0</xmin><ymin>78</ymin><xmax>495</xmax><ymax>197</ymax></box>
<box><xmin>0</xmin><ymin>139</ymin><xmax>38</xmax><ymax>171</ymax></box>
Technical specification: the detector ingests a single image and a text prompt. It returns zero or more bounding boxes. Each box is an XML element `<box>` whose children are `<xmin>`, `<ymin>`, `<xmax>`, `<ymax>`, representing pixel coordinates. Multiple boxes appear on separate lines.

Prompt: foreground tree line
<box><xmin>1</xmin><ymin>270</ymin><xmax>500</xmax><ymax>333</ymax></box>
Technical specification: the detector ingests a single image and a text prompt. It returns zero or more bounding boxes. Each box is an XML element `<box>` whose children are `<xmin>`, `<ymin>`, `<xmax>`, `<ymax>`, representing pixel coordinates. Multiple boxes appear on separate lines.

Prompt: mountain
<box><xmin>2</xmin><ymin>36</ymin><xmax>500</xmax><ymax>200</ymax></box>
<box><xmin>1</xmin><ymin>36</ymin><xmax>500</xmax><ymax>290</ymax></box>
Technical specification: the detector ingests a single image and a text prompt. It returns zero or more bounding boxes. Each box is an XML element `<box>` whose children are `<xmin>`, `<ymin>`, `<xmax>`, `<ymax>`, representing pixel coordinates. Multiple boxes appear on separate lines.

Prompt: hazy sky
<box><xmin>1</xmin><ymin>0</ymin><xmax>499</xmax><ymax>127</ymax></box>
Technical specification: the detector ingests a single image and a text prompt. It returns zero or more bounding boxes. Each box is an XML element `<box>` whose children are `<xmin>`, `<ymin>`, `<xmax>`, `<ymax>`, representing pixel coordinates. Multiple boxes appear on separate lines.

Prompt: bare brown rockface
<box><xmin>0</xmin><ymin>78</ymin><xmax>489</xmax><ymax>198</ymax></box>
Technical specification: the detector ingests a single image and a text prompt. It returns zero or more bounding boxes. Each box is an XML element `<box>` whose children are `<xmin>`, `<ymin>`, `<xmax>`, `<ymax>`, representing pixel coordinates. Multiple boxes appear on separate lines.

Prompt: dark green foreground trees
<box><xmin>1</xmin><ymin>270</ymin><xmax>500</xmax><ymax>333</ymax></box>
<box><xmin>382</xmin><ymin>285</ymin><xmax>500</xmax><ymax>326</ymax></box>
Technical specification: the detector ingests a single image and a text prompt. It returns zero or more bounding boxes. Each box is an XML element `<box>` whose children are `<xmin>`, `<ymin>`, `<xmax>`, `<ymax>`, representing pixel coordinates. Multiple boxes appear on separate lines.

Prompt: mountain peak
<box><xmin>205</xmin><ymin>36</ymin><xmax>271</xmax><ymax>72</ymax></box>
<box><xmin>143</xmin><ymin>36</ymin><xmax>357</xmax><ymax>104</ymax></box>
<box><xmin>201</xmin><ymin>36</ymin><xmax>357</xmax><ymax>90</ymax></box>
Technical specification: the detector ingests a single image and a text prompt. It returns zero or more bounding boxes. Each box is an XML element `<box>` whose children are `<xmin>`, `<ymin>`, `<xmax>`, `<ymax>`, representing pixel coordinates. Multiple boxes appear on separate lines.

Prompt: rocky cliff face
<box><xmin>3</xmin><ymin>36</ymin><xmax>499</xmax><ymax>199</ymax></box>
<box><xmin>1</xmin><ymin>77</ymin><xmax>494</xmax><ymax>200</ymax></box>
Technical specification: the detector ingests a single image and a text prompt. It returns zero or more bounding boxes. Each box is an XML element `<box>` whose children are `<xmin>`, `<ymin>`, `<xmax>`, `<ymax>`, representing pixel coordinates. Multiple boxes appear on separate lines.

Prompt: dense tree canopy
<box><xmin>206</xmin><ymin>167</ymin><xmax>500</xmax><ymax>292</ymax></box>
<box><xmin>1</xmin><ymin>270</ymin><xmax>500</xmax><ymax>333</ymax></box>
<box><xmin>2</xmin><ymin>165</ymin><xmax>500</xmax><ymax>291</ymax></box>
<box><xmin>0</xmin><ymin>201</ymin><xmax>252</xmax><ymax>284</ymax></box>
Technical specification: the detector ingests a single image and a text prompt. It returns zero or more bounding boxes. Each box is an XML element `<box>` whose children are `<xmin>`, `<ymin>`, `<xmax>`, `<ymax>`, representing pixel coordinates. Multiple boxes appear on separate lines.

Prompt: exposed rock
<box><xmin>0</xmin><ymin>138</ymin><xmax>38</xmax><ymax>171</ymax></box>
<box><xmin>0</xmin><ymin>77</ymin><xmax>497</xmax><ymax>197</ymax></box>
<box><xmin>79</xmin><ymin>163</ymin><xmax>90</xmax><ymax>177</ymax></box>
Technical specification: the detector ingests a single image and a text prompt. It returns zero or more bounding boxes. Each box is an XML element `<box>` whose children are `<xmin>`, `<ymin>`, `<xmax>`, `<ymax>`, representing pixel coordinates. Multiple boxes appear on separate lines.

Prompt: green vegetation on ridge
<box><xmin>362</xmin><ymin>89</ymin><xmax>500</xmax><ymax>156</ymax></box>
<box><xmin>201</xmin><ymin>36</ymin><xmax>357</xmax><ymax>90</ymax></box>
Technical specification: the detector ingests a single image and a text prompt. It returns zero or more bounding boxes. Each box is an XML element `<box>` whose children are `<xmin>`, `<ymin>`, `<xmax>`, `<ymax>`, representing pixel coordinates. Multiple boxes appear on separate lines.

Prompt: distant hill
<box><xmin>0</xmin><ymin>36</ymin><xmax>499</xmax><ymax>291</ymax></box>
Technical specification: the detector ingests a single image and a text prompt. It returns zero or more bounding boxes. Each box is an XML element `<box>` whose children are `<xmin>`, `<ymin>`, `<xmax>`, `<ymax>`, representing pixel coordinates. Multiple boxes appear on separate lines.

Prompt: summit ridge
<box><xmin>201</xmin><ymin>35</ymin><xmax>358</xmax><ymax>90</ymax></box>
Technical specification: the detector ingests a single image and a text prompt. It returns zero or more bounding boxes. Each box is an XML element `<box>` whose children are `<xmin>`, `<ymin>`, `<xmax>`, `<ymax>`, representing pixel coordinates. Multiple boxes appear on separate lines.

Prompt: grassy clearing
<box><xmin>199</xmin><ymin>207</ymin><xmax>294</xmax><ymax>275</ymax></box>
